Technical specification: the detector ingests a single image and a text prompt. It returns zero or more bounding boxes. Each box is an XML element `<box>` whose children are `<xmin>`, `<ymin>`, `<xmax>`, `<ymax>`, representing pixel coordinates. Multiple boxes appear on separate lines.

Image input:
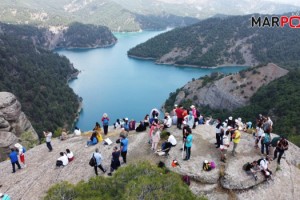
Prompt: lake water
<box><xmin>57</xmin><ymin>31</ymin><xmax>246</xmax><ymax>131</ymax></box>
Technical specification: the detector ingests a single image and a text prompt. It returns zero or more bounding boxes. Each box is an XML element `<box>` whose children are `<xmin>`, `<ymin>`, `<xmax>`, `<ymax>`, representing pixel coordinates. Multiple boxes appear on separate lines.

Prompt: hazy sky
<box><xmin>267</xmin><ymin>0</ymin><xmax>300</xmax><ymax>6</ymax></box>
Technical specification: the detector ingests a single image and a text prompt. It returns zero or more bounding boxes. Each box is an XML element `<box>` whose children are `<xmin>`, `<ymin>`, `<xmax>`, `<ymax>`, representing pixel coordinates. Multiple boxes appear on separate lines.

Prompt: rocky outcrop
<box><xmin>172</xmin><ymin>63</ymin><xmax>288</xmax><ymax>110</ymax></box>
<box><xmin>0</xmin><ymin>92</ymin><xmax>38</xmax><ymax>160</ymax></box>
<box><xmin>0</xmin><ymin>124</ymin><xmax>299</xmax><ymax>199</ymax></box>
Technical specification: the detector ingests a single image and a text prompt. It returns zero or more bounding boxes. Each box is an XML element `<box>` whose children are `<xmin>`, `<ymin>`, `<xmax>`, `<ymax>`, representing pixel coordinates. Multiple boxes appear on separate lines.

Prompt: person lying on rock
<box><xmin>243</xmin><ymin>161</ymin><xmax>259</xmax><ymax>181</ymax></box>
<box><xmin>56</xmin><ymin>152</ymin><xmax>68</xmax><ymax>167</ymax></box>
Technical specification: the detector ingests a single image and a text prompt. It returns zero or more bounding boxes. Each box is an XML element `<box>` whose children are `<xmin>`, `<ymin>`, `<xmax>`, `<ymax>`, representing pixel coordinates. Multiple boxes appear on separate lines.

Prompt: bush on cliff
<box><xmin>45</xmin><ymin>162</ymin><xmax>206</xmax><ymax>200</ymax></box>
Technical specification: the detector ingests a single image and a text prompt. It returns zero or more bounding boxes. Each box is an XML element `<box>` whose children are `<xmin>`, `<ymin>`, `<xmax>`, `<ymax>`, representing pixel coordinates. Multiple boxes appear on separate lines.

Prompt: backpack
<box><xmin>243</xmin><ymin>162</ymin><xmax>251</xmax><ymax>171</ymax></box>
<box><xmin>210</xmin><ymin>161</ymin><xmax>216</xmax><ymax>169</ymax></box>
<box><xmin>89</xmin><ymin>154</ymin><xmax>96</xmax><ymax>167</ymax></box>
<box><xmin>22</xmin><ymin>147</ymin><xmax>26</xmax><ymax>153</ymax></box>
<box><xmin>263</xmin><ymin>134</ymin><xmax>270</xmax><ymax>144</ymax></box>
<box><xmin>103</xmin><ymin>118</ymin><xmax>109</xmax><ymax>126</ymax></box>
<box><xmin>271</xmin><ymin>137</ymin><xmax>281</xmax><ymax>147</ymax></box>
<box><xmin>257</xmin><ymin>158</ymin><xmax>266</xmax><ymax>166</ymax></box>
<box><xmin>182</xmin><ymin>175</ymin><xmax>191</xmax><ymax>186</ymax></box>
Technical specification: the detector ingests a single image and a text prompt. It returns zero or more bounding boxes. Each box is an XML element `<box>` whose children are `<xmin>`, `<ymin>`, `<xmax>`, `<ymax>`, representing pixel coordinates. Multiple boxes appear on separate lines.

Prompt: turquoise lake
<box><xmin>57</xmin><ymin>31</ymin><xmax>246</xmax><ymax>131</ymax></box>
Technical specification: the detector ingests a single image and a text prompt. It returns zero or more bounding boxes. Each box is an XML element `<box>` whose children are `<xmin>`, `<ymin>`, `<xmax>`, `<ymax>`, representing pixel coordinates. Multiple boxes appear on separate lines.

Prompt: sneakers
<box><xmin>107</xmin><ymin>173</ymin><xmax>112</xmax><ymax>176</ymax></box>
<box><xmin>85</xmin><ymin>145</ymin><xmax>88</xmax><ymax>148</ymax></box>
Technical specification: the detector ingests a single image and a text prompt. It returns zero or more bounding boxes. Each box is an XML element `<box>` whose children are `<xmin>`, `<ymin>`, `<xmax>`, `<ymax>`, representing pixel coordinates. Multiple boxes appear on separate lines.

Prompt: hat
<box><xmin>125</xmin><ymin>118</ymin><xmax>128</xmax><ymax>121</ymax></box>
<box><xmin>265</xmin><ymin>171</ymin><xmax>270</xmax><ymax>176</ymax></box>
<box><xmin>174</xmin><ymin>104</ymin><xmax>178</xmax><ymax>107</ymax></box>
<box><xmin>103</xmin><ymin>113</ymin><xmax>108</xmax><ymax>117</ymax></box>
<box><xmin>183</xmin><ymin>121</ymin><xmax>187</xmax><ymax>125</ymax></box>
<box><xmin>0</xmin><ymin>193</ymin><xmax>3</xmax><ymax>197</ymax></box>
<box><xmin>227</xmin><ymin>126</ymin><xmax>232</xmax><ymax>130</ymax></box>
<box><xmin>204</xmin><ymin>160</ymin><xmax>208</xmax><ymax>164</ymax></box>
<box><xmin>190</xmin><ymin>105</ymin><xmax>195</xmax><ymax>109</ymax></box>
<box><xmin>229</xmin><ymin>116</ymin><xmax>233</xmax><ymax>120</ymax></box>
<box><xmin>14</xmin><ymin>143</ymin><xmax>22</xmax><ymax>149</ymax></box>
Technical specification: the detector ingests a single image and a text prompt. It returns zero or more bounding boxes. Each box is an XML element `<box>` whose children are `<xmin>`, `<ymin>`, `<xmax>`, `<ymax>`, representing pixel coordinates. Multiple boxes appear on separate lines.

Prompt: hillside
<box><xmin>0</xmin><ymin>23</ymin><xmax>81</xmax><ymax>138</ymax></box>
<box><xmin>128</xmin><ymin>14</ymin><xmax>300</xmax><ymax>68</ymax></box>
<box><xmin>0</xmin><ymin>22</ymin><xmax>117</xmax><ymax>50</ymax></box>
<box><xmin>0</xmin><ymin>125</ymin><xmax>299</xmax><ymax>199</ymax></box>
<box><xmin>164</xmin><ymin>65</ymin><xmax>300</xmax><ymax>146</ymax></box>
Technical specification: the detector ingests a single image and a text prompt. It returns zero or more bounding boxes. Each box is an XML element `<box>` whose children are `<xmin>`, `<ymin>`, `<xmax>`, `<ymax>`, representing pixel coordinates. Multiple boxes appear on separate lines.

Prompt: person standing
<box><xmin>120</xmin><ymin>135</ymin><xmax>128</xmax><ymax>164</ymax></box>
<box><xmin>14</xmin><ymin>143</ymin><xmax>26</xmax><ymax>168</ymax></box>
<box><xmin>92</xmin><ymin>148</ymin><xmax>106</xmax><ymax>175</ymax></box>
<box><xmin>273</xmin><ymin>137</ymin><xmax>289</xmax><ymax>165</ymax></box>
<box><xmin>44</xmin><ymin>131</ymin><xmax>53</xmax><ymax>152</ymax></box>
<box><xmin>9</xmin><ymin>148</ymin><xmax>21</xmax><ymax>173</ymax></box>
<box><xmin>232</xmin><ymin>130</ymin><xmax>241</xmax><ymax>157</ymax></box>
<box><xmin>101</xmin><ymin>113</ymin><xmax>110</xmax><ymax>135</ymax></box>
<box><xmin>175</xmin><ymin>105</ymin><xmax>184</xmax><ymax>129</ymax></box>
<box><xmin>184</xmin><ymin>132</ymin><xmax>193</xmax><ymax>161</ymax></box>
<box><xmin>108</xmin><ymin>146</ymin><xmax>121</xmax><ymax>176</ymax></box>
<box><xmin>215</xmin><ymin>119</ymin><xmax>223</xmax><ymax>148</ymax></box>
<box><xmin>151</xmin><ymin>127</ymin><xmax>161</xmax><ymax>151</ymax></box>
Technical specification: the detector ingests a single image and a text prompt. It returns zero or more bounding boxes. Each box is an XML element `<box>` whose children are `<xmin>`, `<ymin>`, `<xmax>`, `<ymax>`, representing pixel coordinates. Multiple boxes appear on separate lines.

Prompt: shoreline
<box><xmin>54</xmin><ymin>40</ymin><xmax>117</xmax><ymax>51</ymax></box>
<box><xmin>128</xmin><ymin>54</ymin><xmax>250</xmax><ymax>69</ymax></box>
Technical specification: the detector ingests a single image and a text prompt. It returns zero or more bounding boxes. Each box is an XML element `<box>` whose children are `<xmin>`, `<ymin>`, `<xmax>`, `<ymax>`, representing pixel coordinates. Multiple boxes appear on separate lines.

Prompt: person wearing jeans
<box><xmin>120</xmin><ymin>135</ymin><xmax>128</xmax><ymax>163</ymax></box>
<box><xmin>93</xmin><ymin>148</ymin><xmax>106</xmax><ymax>175</ymax></box>
<box><xmin>44</xmin><ymin>131</ymin><xmax>53</xmax><ymax>152</ymax></box>
<box><xmin>9</xmin><ymin>148</ymin><xmax>21</xmax><ymax>173</ymax></box>
<box><xmin>184</xmin><ymin>132</ymin><xmax>193</xmax><ymax>161</ymax></box>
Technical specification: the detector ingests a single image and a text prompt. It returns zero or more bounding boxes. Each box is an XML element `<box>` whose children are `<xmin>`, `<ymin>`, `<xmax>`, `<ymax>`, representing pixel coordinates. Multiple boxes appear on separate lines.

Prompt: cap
<box><xmin>204</xmin><ymin>160</ymin><xmax>208</xmax><ymax>164</ymax></box>
<box><xmin>125</xmin><ymin>118</ymin><xmax>128</xmax><ymax>121</ymax></box>
<box><xmin>190</xmin><ymin>105</ymin><xmax>195</xmax><ymax>109</ymax></box>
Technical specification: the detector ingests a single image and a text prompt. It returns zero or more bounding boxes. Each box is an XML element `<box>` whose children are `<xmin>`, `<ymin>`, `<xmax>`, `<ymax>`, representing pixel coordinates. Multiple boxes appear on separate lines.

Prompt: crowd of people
<box><xmin>6</xmin><ymin>106</ymin><xmax>290</xmax><ymax>197</ymax></box>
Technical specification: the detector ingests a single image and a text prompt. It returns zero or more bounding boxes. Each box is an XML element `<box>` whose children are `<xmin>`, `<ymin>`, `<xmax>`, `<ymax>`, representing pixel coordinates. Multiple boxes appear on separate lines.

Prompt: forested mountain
<box><xmin>0</xmin><ymin>22</ymin><xmax>117</xmax><ymax>50</ymax></box>
<box><xmin>128</xmin><ymin>14</ymin><xmax>300</xmax><ymax>68</ymax></box>
<box><xmin>0</xmin><ymin>23</ymin><xmax>80</xmax><ymax>138</ymax></box>
<box><xmin>1</xmin><ymin>0</ymin><xmax>298</xmax><ymax>31</ymax></box>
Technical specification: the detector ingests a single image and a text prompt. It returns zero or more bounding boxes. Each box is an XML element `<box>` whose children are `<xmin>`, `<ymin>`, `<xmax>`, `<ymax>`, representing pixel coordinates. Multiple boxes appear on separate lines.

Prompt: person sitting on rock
<box><xmin>163</xmin><ymin>112</ymin><xmax>172</xmax><ymax>129</ymax></box>
<box><xmin>60</xmin><ymin>129</ymin><xmax>68</xmax><ymax>141</ymax></box>
<box><xmin>66</xmin><ymin>149</ymin><xmax>74</xmax><ymax>162</ymax></box>
<box><xmin>74</xmin><ymin>126</ymin><xmax>81</xmax><ymax>136</ymax></box>
<box><xmin>258</xmin><ymin>157</ymin><xmax>272</xmax><ymax>179</ymax></box>
<box><xmin>56</xmin><ymin>152</ymin><xmax>68</xmax><ymax>167</ymax></box>
<box><xmin>114</xmin><ymin>119</ymin><xmax>121</xmax><ymax>129</ymax></box>
<box><xmin>86</xmin><ymin>132</ymin><xmax>98</xmax><ymax>147</ymax></box>
<box><xmin>135</xmin><ymin>121</ymin><xmax>146</xmax><ymax>132</ymax></box>
<box><xmin>243</xmin><ymin>161</ymin><xmax>259</xmax><ymax>181</ymax></box>
<box><xmin>93</xmin><ymin>122</ymin><xmax>103</xmax><ymax>142</ymax></box>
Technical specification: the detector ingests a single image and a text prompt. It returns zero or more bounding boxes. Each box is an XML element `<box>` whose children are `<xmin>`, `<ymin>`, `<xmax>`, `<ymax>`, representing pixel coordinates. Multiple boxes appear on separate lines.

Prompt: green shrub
<box><xmin>45</xmin><ymin>162</ymin><xmax>207</xmax><ymax>200</ymax></box>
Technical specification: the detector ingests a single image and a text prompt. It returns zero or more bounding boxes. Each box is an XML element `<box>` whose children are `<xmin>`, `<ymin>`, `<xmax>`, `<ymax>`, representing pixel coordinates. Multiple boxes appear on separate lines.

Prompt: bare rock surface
<box><xmin>0</xmin><ymin>124</ymin><xmax>299</xmax><ymax>200</ymax></box>
<box><xmin>172</xmin><ymin>63</ymin><xmax>289</xmax><ymax>110</ymax></box>
<box><xmin>0</xmin><ymin>92</ymin><xmax>38</xmax><ymax>160</ymax></box>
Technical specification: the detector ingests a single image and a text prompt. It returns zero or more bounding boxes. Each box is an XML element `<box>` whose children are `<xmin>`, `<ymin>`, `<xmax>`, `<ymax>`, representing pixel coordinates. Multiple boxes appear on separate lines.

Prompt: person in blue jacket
<box><xmin>0</xmin><ymin>192</ymin><xmax>11</xmax><ymax>200</ymax></box>
<box><xmin>86</xmin><ymin>132</ymin><xmax>98</xmax><ymax>147</ymax></box>
<box><xmin>9</xmin><ymin>148</ymin><xmax>21</xmax><ymax>173</ymax></box>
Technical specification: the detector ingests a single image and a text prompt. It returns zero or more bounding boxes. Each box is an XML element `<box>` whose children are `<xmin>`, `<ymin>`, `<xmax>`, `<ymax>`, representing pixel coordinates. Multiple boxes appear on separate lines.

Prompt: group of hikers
<box><xmin>6</xmin><ymin>106</ymin><xmax>290</xmax><ymax>196</ymax></box>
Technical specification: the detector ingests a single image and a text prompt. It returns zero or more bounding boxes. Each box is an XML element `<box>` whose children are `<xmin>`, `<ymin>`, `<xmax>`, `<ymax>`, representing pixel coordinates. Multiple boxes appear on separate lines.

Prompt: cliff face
<box><xmin>172</xmin><ymin>63</ymin><xmax>288</xmax><ymax>110</ymax></box>
<box><xmin>0</xmin><ymin>92</ymin><xmax>38</xmax><ymax>161</ymax></box>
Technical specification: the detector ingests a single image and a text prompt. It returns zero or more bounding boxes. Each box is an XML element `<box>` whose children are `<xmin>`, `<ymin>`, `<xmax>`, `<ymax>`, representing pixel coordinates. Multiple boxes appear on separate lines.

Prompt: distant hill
<box><xmin>1</xmin><ymin>0</ymin><xmax>298</xmax><ymax>31</ymax></box>
<box><xmin>0</xmin><ymin>0</ymin><xmax>200</xmax><ymax>31</ymax></box>
<box><xmin>128</xmin><ymin>14</ymin><xmax>300</xmax><ymax>68</ymax></box>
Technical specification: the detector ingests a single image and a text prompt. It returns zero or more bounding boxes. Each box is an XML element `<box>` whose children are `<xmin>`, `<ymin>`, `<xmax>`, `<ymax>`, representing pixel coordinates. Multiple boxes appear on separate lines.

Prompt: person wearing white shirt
<box><xmin>167</xmin><ymin>133</ymin><xmax>177</xmax><ymax>146</ymax></box>
<box><xmin>66</xmin><ymin>149</ymin><xmax>74</xmax><ymax>162</ymax></box>
<box><xmin>57</xmin><ymin>152</ymin><xmax>69</xmax><ymax>167</ymax></box>
<box><xmin>163</xmin><ymin>113</ymin><xmax>172</xmax><ymax>129</ymax></box>
<box><xmin>259</xmin><ymin>157</ymin><xmax>272</xmax><ymax>178</ymax></box>
<box><xmin>44</xmin><ymin>131</ymin><xmax>53</xmax><ymax>152</ymax></box>
<box><xmin>74</xmin><ymin>127</ymin><xmax>81</xmax><ymax>136</ymax></box>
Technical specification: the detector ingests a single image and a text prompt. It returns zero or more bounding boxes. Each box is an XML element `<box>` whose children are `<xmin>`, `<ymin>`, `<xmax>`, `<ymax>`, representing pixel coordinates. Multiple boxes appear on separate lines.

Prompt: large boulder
<box><xmin>0</xmin><ymin>92</ymin><xmax>38</xmax><ymax>160</ymax></box>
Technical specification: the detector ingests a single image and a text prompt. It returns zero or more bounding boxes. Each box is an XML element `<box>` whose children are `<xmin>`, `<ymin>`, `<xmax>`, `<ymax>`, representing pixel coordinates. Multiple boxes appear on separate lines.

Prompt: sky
<box><xmin>268</xmin><ymin>0</ymin><xmax>300</xmax><ymax>6</ymax></box>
